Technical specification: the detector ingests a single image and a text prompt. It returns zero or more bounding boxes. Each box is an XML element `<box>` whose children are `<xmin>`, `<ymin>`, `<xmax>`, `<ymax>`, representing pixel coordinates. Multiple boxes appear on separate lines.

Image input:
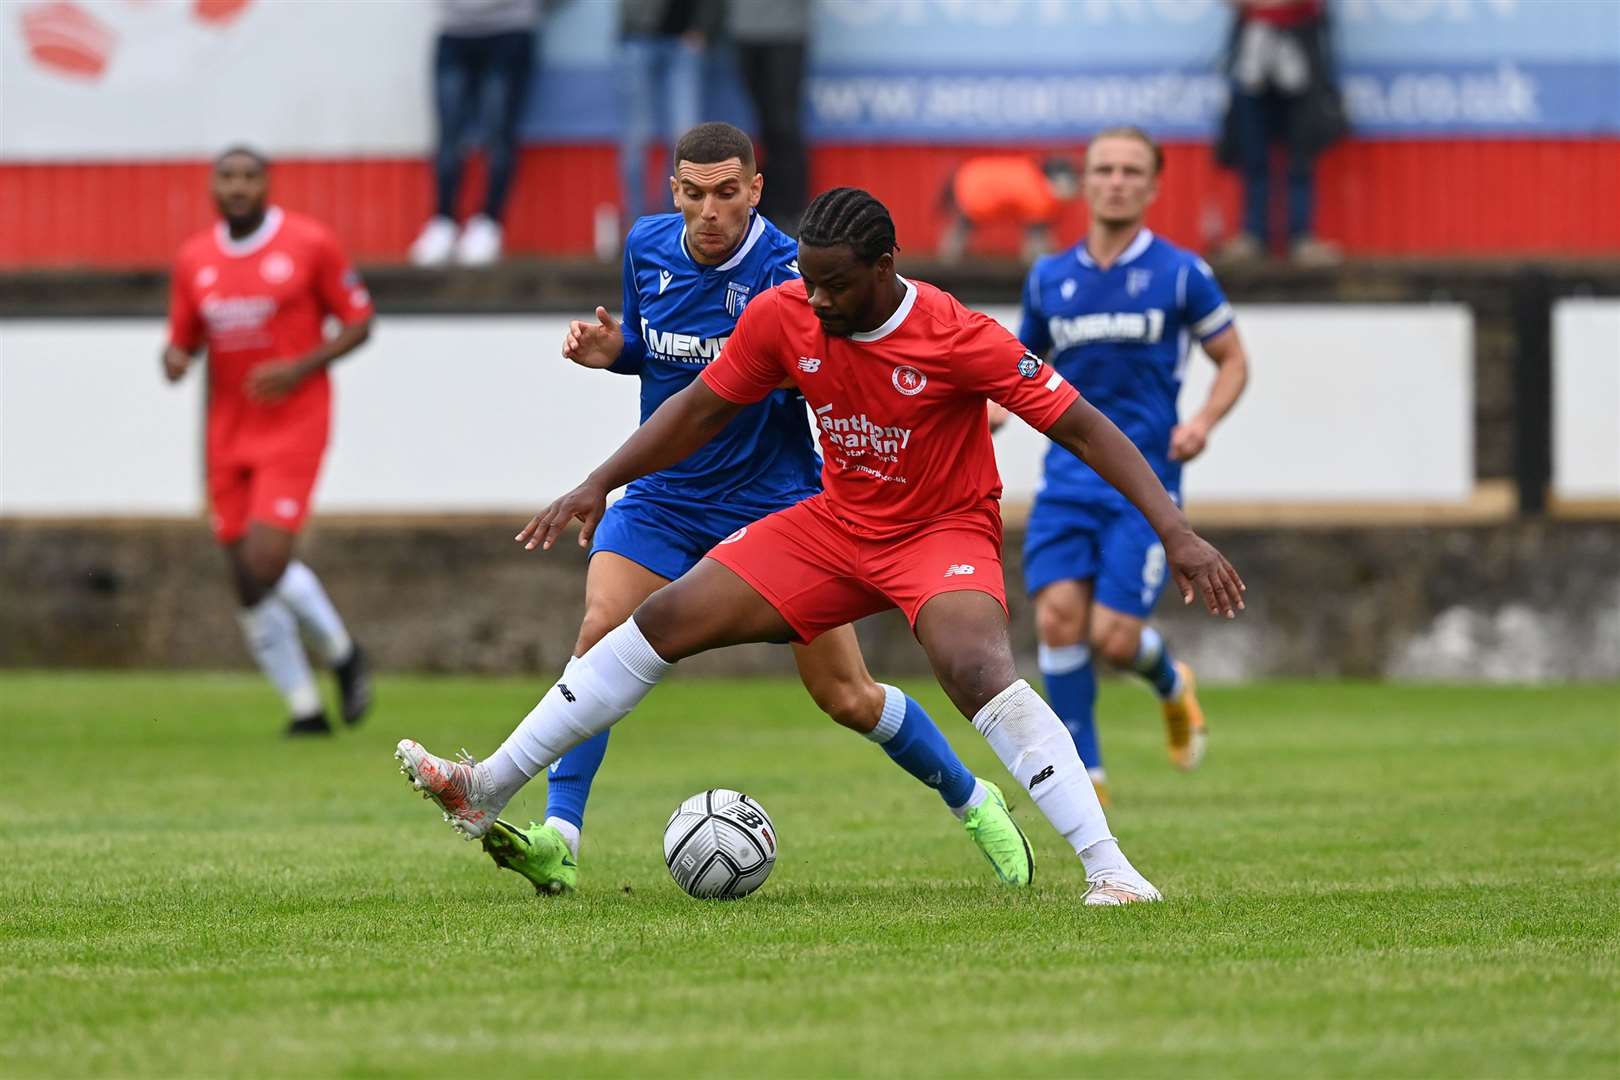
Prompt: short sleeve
<box><xmin>700</xmin><ymin>288</ymin><xmax>789</xmax><ymax>405</ymax></box>
<box><xmin>167</xmin><ymin>256</ymin><xmax>203</xmax><ymax>352</ymax></box>
<box><xmin>1017</xmin><ymin>264</ymin><xmax>1052</xmax><ymax>357</ymax></box>
<box><xmin>610</xmin><ymin>242</ymin><xmax>646</xmax><ymax>375</ymax></box>
<box><xmin>314</xmin><ymin>229</ymin><xmax>374</xmax><ymax>325</ymax></box>
<box><xmin>1182</xmin><ymin>256</ymin><xmax>1233</xmax><ymax>342</ymax></box>
<box><xmin>957</xmin><ymin>312</ymin><xmax>1078</xmax><ymax>432</ymax></box>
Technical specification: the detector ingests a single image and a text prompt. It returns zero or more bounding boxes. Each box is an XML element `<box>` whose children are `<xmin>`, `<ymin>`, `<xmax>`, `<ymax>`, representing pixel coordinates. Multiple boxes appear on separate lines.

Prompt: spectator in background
<box><xmin>939</xmin><ymin>155</ymin><xmax>1080</xmax><ymax>263</ymax></box>
<box><xmin>1215</xmin><ymin>0</ymin><xmax>1347</xmax><ymax>265</ymax></box>
<box><xmin>617</xmin><ymin>0</ymin><xmax>718</xmax><ymax>233</ymax></box>
<box><xmin>409</xmin><ymin>0</ymin><xmax>542</xmax><ymax>267</ymax></box>
<box><xmin>726</xmin><ymin>0</ymin><xmax>810</xmax><ymax>235</ymax></box>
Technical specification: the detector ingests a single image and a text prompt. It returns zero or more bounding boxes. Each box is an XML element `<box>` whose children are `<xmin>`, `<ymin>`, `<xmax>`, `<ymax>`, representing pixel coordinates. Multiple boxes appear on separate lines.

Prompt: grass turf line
<box><xmin>1</xmin><ymin>674</ymin><xmax>1616</xmax><ymax>1077</ymax></box>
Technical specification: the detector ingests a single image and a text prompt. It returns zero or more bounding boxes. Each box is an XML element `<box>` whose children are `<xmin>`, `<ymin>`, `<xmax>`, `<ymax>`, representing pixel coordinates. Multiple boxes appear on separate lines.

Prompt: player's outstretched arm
<box><xmin>517</xmin><ymin>378</ymin><xmax>745</xmax><ymax>551</ymax></box>
<box><xmin>562</xmin><ymin>307</ymin><xmax>625</xmax><ymax>369</ymax></box>
<box><xmin>1045</xmin><ymin>397</ymin><xmax>1246</xmax><ymax>618</ymax></box>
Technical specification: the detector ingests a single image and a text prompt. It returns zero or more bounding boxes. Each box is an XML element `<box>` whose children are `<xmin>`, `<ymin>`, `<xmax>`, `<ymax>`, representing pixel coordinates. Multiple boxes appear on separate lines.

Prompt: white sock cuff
<box><xmin>1038</xmin><ymin>643</ymin><xmax>1091</xmax><ymax>675</ymax></box>
<box><xmin>868</xmin><ymin>684</ymin><xmax>907</xmax><ymax>743</ymax></box>
<box><xmin>970</xmin><ymin>678</ymin><xmax>1032</xmax><ymax>739</ymax></box>
<box><xmin>609</xmin><ymin>619</ymin><xmax>674</xmax><ymax>683</ymax></box>
<box><xmin>1134</xmin><ymin>627</ymin><xmax>1165</xmax><ymax>673</ymax></box>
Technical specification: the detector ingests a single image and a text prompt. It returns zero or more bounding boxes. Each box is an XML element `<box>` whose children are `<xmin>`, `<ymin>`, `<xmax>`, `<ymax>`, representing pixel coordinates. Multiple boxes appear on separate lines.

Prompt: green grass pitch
<box><xmin>2</xmin><ymin>673</ymin><xmax>1616</xmax><ymax>1077</ymax></box>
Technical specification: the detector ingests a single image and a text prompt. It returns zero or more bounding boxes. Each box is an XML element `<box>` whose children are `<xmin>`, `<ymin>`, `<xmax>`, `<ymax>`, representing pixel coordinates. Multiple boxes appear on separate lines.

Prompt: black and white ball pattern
<box><xmin>663</xmin><ymin>789</ymin><xmax>778</xmax><ymax>899</ymax></box>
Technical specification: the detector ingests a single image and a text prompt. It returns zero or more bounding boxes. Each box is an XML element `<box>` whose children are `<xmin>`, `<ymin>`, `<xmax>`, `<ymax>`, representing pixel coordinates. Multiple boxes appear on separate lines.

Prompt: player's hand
<box><xmin>163</xmin><ymin>347</ymin><xmax>193</xmax><ymax>383</ymax></box>
<box><xmin>563</xmin><ymin>307</ymin><xmax>624</xmax><ymax>369</ymax></box>
<box><xmin>1169</xmin><ymin>416</ymin><xmax>1212</xmax><ymax>462</ymax></box>
<box><xmin>245</xmin><ymin>359</ymin><xmax>309</xmax><ymax>403</ymax></box>
<box><xmin>516</xmin><ymin>480</ymin><xmax>608</xmax><ymax>551</ymax></box>
<box><xmin>986</xmin><ymin>402</ymin><xmax>1011</xmax><ymax>433</ymax></box>
<box><xmin>1166</xmin><ymin>529</ymin><xmax>1246</xmax><ymax>619</ymax></box>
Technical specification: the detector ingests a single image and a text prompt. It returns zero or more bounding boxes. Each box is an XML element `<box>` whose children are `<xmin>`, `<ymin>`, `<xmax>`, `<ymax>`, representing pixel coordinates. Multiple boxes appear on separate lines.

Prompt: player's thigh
<box><xmin>789</xmin><ymin>625</ymin><xmax>883</xmax><ymax>733</ymax></box>
<box><xmin>913</xmin><ymin>589</ymin><xmax>1019</xmax><ymax>720</ymax></box>
<box><xmin>633</xmin><ymin>557</ymin><xmax>798</xmax><ymax>661</ymax></box>
<box><xmin>579</xmin><ymin>551</ymin><xmax>671</xmax><ymax>655</ymax></box>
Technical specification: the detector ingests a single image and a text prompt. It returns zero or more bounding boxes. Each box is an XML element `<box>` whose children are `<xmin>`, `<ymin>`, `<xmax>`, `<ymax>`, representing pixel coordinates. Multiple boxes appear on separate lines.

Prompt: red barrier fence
<box><xmin>2</xmin><ymin>139</ymin><xmax>1616</xmax><ymax>268</ymax></box>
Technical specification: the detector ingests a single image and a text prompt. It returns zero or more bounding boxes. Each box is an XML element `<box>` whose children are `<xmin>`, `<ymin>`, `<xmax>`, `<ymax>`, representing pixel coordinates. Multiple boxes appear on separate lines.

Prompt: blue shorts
<box><xmin>590</xmin><ymin>492</ymin><xmax>795</xmax><ymax>582</ymax></box>
<box><xmin>1022</xmin><ymin>492</ymin><xmax>1173</xmax><ymax>618</ymax></box>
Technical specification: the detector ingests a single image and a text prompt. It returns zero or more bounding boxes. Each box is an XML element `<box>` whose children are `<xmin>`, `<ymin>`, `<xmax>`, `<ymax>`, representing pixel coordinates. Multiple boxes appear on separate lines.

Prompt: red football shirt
<box><xmin>702</xmin><ymin>277</ymin><xmax>1080</xmax><ymax>539</ymax></box>
<box><xmin>168</xmin><ymin>207</ymin><xmax>373</xmax><ymax>463</ymax></box>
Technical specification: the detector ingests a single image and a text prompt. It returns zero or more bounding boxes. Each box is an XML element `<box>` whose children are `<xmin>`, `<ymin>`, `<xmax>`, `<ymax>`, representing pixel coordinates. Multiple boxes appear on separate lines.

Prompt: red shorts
<box><xmin>705</xmin><ymin>494</ymin><xmax>1008</xmax><ymax>643</ymax></box>
<box><xmin>207</xmin><ymin>453</ymin><xmax>323</xmax><ymax>543</ymax></box>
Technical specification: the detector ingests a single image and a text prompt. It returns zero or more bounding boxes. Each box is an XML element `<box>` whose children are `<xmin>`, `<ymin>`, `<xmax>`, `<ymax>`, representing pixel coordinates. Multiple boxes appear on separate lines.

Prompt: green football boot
<box><xmin>962</xmin><ymin>780</ymin><xmax>1034</xmax><ymax>886</ymax></box>
<box><xmin>481</xmin><ymin>819</ymin><xmax>577</xmax><ymax>895</ymax></box>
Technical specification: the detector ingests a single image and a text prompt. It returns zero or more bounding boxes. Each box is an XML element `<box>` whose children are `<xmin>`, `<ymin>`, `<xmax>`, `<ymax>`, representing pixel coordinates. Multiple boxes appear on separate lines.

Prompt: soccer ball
<box><xmin>662</xmin><ymin>789</ymin><xmax>778</xmax><ymax>899</ymax></box>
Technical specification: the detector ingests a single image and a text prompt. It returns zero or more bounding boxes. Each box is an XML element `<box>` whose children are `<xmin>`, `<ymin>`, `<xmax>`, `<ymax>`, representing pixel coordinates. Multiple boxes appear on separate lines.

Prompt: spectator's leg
<box><xmin>481</xmin><ymin>29</ymin><xmax>537</xmax><ymax>223</ymax></box>
<box><xmin>667</xmin><ymin>38</ymin><xmax>704</xmax><ymax>151</ymax></box>
<box><xmin>1232</xmin><ymin>88</ymin><xmax>1272</xmax><ymax>250</ymax></box>
<box><xmin>750</xmin><ymin>42</ymin><xmax>808</xmax><ymax>233</ymax></box>
<box><xmin>432</xmin><ymin>35</ymin><xmax>477</xmax><ymax>219</ymax></box>
<box><xmin>617</xmin><ymin>37</ymin><xmax>658</xmax><ymax>222</ymax></box>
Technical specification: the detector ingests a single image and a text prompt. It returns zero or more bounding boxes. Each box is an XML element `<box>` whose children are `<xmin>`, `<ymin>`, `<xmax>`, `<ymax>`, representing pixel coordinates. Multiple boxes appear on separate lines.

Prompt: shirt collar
<box><xmin>1076</xmin><ymin>226</ymin><xmax>1154</xmax><ymax>269</ymax></box>
<box><xmin>849</xmin><ymin>276</ymin><xmax>918</xmax><ymax>343</ymax></box>
<box><xmin>214</xmin><ymin>206</ymin><xmax>284</xmax><ymax>257</ymax></box>
<box><xmin>682</xmin><ymin>211</ymin><xmax>766</xmax><ymax>271</ymax></box>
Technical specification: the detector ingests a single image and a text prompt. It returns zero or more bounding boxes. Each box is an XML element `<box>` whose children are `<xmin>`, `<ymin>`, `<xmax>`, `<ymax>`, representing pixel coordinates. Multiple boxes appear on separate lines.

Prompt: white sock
<box><xmin>486</xmin><ymin>619</ymin><xmax>673</xmax><ymax>803</ymax></box>
<box><xmin>971</xmin><ymin>678</ymin><xmax>1121</xmax><ymax>859</ymax></box>
<box><xmin>948</xmin><ymin>777</ymin><xmax>990</xmax><ymax>820</ymax></box>
<box><xmin>236</xmin><ymin>597</ymin><xmax>321</xmax><ymax>717</ymax></box>
<box><xmin>273</xmin><ymin>560</ymin><xmax>353</xmax><ymax>665</ymax></box>
<box><xmin>544</xmin><ymin>816</ymin><xmax>581</xmax><ymax>860</ymax></box>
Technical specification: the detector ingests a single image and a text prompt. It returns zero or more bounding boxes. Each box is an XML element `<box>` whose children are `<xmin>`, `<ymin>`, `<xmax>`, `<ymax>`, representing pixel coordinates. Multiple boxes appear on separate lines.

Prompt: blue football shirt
<box><xmin>1019</xmin><ymin>228</ymin><xmax>1234</xmax><ymax>505</ymax></box>
<box><xmin>609</xmin><ymin>211</ymin><xmax>819</xmax><ymax>513</ymax></box>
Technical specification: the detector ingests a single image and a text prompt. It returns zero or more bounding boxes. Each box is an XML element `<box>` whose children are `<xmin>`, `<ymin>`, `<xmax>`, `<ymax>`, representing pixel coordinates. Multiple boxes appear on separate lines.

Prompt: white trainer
<box><xmin>394</xmin><ymin>739</ymin><xmax>502</xmax><ymax>839</ymax></box>
<box><xmin>409</xmin><ymin>216</ymin><xmax>458</xmax><ymax>266</ymax></box>
<box><xmin>454</xmin><ymin>214</ymin><xmax>503</xmax><ymax>265</ymax></box>
<box><xmin>1082</xmin><ymin>875</ymin><xmax>1164</xmax><ymax>906</ymax></box>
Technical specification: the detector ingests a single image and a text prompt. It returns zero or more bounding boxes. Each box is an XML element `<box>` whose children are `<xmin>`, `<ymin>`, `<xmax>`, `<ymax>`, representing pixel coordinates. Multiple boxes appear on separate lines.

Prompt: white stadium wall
<box><xmin>1</xmin><ymin>305</ymin><xmax>1474</xmax><ymax>518</ymax></box>
<box><xmin>1552</xmin><ymin>299</ymin><xmax>1620</xmax><ymax>503</ymax></box>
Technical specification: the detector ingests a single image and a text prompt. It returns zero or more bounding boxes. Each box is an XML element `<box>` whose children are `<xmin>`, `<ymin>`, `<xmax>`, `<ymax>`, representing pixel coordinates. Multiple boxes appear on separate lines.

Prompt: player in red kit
<box><xmin>165</xmin><ymin>147</ymin><xmax>375</xmax><ymax>737</ymax></box>
<box><xmin>395</xmin><ymin>188</ymin><xmax>1243</xmax><ymax>904</ymax></box>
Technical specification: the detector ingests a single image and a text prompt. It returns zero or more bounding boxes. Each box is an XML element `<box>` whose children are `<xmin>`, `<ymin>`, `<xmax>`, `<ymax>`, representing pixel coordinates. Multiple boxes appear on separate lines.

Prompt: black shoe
<box><xmin>335</xmin><ymin>644</ymin><xmax>373</xmax><ymax>727</ymax></box>
<box><xmin>285</xmin><ymin>712</ymin><xmax>334</xmax><ymax>737</ymax></box>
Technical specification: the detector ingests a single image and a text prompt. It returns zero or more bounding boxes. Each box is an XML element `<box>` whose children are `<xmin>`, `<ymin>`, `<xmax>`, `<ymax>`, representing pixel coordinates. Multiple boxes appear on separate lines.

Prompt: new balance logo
<box><xmin>797</xmin><ymin>356</ymin><xmax>822</xmax><ymax>373</ymax></box>
<box><xmin>944</xmin><ymin>564</ymin><xmax>976</xmax><ymax>577</ymax></box>
<box><xmin>1028</xmin><ymin>765</ymin><xmax>1055</xmax><ymax>789</ymax></box>
<box><xmin>558</xmin><ymin>683</ymin><xmax>576</xmax><ymax>703</ymax></box>
<box><xmin>658</xmin><ymin>269</ymin><xmax>673</xmax><ymax>294</ymax></box>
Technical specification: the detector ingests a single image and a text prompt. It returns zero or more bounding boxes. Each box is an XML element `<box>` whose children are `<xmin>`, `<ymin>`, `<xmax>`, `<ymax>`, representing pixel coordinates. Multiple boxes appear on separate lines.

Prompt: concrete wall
<box><xmin>5</xmin><ymin>518</ymin><xmax>1616</xmax><ymax>683</ymax></box>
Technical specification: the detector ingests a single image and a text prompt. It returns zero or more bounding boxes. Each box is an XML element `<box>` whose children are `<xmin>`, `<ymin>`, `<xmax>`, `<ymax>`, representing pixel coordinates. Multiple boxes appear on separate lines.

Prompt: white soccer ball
<box><xmin>662</xmin><ymin>788</ymin><xmax>778</xmax><ymax>899</ymax></box>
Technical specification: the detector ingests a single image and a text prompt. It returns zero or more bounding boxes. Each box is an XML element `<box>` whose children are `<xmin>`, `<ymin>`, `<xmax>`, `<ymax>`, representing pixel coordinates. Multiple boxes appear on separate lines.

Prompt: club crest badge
<box><xmin>725</xmin><ymin>280</ymin><xmax>751</xmax><ymax>317</ymax></box>
<box><xmin>892</xmin><ymin>365</ymin><xmax>927</xmax><ymax>396</ymax></box>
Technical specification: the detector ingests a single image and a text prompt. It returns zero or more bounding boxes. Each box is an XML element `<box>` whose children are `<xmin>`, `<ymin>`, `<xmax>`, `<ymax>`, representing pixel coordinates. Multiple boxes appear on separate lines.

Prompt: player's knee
<box><xmin>1034</xmin><ymin>594</ymin><xmax>1086</xmax><ymax>646</ymax></box>
<box><xmin>1091</xmin><ymin>622</ymin><xmax>1140</xmax><ymax>669</ymax></box>
<box><xmin>575</xmin><ymin>607</ymin><xmax>621</xmax><ymax>655</ymax></box>
<box><xmin>935</xmin><ymin>646</ymin><xmax>1017</xmax><ymax>717</ymax></box>
<box><xmin>809</xmin><ymin>678</ymin><xmax>883</xmax><ymax>733</ymax></box>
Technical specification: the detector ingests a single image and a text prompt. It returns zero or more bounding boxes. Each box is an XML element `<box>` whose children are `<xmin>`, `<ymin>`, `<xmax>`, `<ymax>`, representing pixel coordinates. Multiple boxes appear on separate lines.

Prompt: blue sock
<box><xmin>543</xmin><ymin>731</ymin><xmax>609</xmax><ymax>830</ymax></box>
<box><xmin>1039</xmin><ymin>642</ymin><xmax>1103</xmax><ymax>773</ymax></box>
<box><xmin>868</xmin><ymin>685</ymin><xmax>976</xmax><ymax>809</ymax></box>
<box><xmin>1133</xmin><ymin>626</ymin><xmax>1183</xmax><ymax>700</ymax></box>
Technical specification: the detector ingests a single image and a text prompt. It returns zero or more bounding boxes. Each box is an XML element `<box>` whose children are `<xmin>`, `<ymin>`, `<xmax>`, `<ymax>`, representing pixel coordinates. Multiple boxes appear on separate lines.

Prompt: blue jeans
<box><xmin>1231</xmin><ymin>87</ymin><xmax>1315</xmax><ymax>248</ymax></box>
<box><xmin>433</xmin><ymin>30</ymin><xmax>535</xmax><ymax>222</ymax></box>
<box><xmin>617</xmin><ymin>36</ymin><xmax>703</xmax><ymax>222</ymax></box>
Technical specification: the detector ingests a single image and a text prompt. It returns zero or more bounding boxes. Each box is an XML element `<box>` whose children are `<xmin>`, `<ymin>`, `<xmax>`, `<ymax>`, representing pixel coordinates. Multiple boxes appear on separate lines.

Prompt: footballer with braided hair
<box><xmin>399</xmin><ymin>186</ymin><xmax>1247</xmax><ymax>906</ymax></box>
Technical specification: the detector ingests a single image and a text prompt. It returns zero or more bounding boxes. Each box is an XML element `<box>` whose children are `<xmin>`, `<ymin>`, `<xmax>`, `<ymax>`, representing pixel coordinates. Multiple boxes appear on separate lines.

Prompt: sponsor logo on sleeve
<box><xmin>1017</xmin><ymin>351</ymin><xmax>1042</xmax><ymax>379</ymax></box>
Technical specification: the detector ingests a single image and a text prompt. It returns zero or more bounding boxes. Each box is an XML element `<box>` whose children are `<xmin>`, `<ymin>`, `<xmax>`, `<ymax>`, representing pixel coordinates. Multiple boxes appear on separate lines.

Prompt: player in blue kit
<box><xmin>1015</xmin><ymin>127</ymin><xmax>1251</xmax><ymax>803</ymax></box>
<box><xmin>477</xmin><ymin>123</ymin><xmax>1032</xmax><ymax>893</ymax></box>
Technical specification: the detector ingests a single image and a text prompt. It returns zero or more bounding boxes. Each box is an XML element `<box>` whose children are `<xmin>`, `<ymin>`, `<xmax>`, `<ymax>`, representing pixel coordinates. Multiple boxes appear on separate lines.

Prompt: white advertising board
<box><xmin>2</xmin><ymin>305</ymin><xmax>1475</xmax><ymax>517</ymax></box>
<box><xmin>1552</xmin><ymin>299</ymin><xmax>1620</xmax><ymax>501</ymax></box>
